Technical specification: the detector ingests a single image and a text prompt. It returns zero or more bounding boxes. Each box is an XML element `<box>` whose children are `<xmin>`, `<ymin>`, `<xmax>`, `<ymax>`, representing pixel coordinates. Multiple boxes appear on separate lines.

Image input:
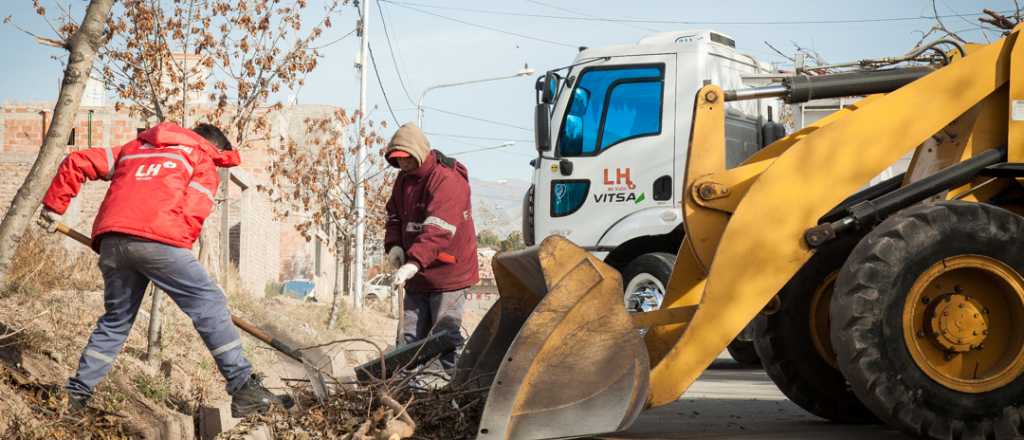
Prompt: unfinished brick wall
<box><xmin>236</xmin><ymin>180</ymin><xmax>282</xmax><ymax>297</ymax></box>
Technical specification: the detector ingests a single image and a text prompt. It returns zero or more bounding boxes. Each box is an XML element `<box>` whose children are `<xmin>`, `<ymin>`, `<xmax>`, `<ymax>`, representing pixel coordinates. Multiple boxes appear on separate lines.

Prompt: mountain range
<box><xmin>470</xmin><ymin>177</ymin><xmax>530</xmax><ymax>239</ymax></box>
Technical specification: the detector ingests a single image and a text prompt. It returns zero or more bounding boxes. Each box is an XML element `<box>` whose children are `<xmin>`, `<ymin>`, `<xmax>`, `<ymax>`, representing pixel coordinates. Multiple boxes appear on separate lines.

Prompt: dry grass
<box><xmin>3</xmin><ymin>230</ymin><xmax>102</xmax><ymax>297</ymax></box>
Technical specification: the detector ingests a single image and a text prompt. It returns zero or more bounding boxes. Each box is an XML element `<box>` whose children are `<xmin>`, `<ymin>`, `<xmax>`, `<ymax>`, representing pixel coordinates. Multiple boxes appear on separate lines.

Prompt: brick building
<box><xmin>0</xmin><ymin>100</ymin><xmax>346</xmax><ymax>301</ymax></box>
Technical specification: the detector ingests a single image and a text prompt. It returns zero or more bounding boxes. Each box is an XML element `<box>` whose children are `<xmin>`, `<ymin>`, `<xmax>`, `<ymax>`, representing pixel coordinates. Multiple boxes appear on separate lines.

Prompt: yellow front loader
<box><xmin>456</xmin><ymin>24</ymin><xmax>1024</xmax><ymax>440</ymax></box>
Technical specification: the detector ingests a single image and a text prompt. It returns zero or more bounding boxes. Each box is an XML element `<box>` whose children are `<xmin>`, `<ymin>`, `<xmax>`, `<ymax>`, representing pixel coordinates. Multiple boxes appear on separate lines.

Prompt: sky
<box><xmin>0</xmin><ymin>0</ymin><xmax>1014</xmax><ymax>182</ymax></box>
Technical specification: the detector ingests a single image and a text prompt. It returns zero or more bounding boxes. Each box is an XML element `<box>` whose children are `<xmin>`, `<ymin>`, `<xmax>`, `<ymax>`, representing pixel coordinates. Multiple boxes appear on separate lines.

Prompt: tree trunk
<box><xmin>196</xmin><ymin>228</ymin><xmax>211</xmax><ymax>270</ymax></box>
<box><xmin>145</xmin><ymin>285</ymin><xmax>164</xmax><ymax>365</ymax></box>
<box><xmin>345</xmin><ymin>239</ymin><xmax>354</xmax><ymax>296</ymax></box>
<box><xmin>327</xmin><ymin>235</ymin><xmax>350</xmax><ymax>329</ymax></box>
<box><xmin>0</xmin><ymin>0</ymin><xmax>116</xmax><ymax>289</ymax></box>
<box><xmin>219</xmin><ymin>170</ymin><xmax>230</xmax><ymax>289</ymax></box>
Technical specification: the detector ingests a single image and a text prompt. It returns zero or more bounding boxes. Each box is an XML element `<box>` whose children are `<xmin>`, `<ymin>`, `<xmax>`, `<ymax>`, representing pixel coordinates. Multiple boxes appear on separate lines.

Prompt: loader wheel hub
<box><xmin>809</xmin><ymin>271</ymin><xmax>839</xmax><ymax>369</ymax></box>
<box><xmin>903</xmin><ymin>255</ymin><xmax>1024</xmax><ymax>394</ymax></box>
<box><xmin>929</xmin><ymin>294</ymin><xmax>988</xmax><ymax>352</ymax></box>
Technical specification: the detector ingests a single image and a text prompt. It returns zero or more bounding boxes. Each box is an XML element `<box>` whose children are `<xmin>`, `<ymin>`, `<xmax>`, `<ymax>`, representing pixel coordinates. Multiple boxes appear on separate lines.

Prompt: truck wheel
<box><xmin>621</xmin><ymin>251</ymin><xmax>760</xmax><ymax>365</ymax></box>
<box><xmin>832</xmin><ymin>201</ymin><xmax>1024</xmax><ymax>439</ymax></box>
<box><xmin>754</xmin><ymin>238</ymin><xmax>875</xmax><ymax>423</ymax></box>
<box><xmin>726</xmin><ymin>339</ymin><xmax>761</xmax><ymax>366</ymax></box>
<box><xmin>621</xmin><ymin>252</ymin><xmax>675</xmax><ymax>314</ymax></box>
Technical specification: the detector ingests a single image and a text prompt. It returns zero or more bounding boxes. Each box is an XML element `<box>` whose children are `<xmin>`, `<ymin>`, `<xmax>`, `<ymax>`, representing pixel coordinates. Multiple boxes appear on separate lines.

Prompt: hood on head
<box><xmin>138</xmin><ymin>122</ymin><xmax>241</xmax><ymax>168</ymax></box>
<box><xmin>385</xmin><ymin>123</ymin><xmax>431</xmax><ymax>168</ymax></box>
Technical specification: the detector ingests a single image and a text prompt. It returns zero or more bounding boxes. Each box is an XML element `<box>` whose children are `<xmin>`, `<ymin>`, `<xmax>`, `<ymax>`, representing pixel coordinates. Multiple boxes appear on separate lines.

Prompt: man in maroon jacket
<box><xmin>39</xmin><ymin>122</ymin><xmax>288</xmax><ymax>417</ymax></box>
<box><xmin>384</xmin><ymin>123</ymin><xmax>479</xmax><ymax>373</ymax></box>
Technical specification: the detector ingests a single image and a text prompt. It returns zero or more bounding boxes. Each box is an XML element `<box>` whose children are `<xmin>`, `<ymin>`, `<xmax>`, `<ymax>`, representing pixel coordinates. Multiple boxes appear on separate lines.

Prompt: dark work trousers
<box><xmin>402</xmin><ymin>288</ymin><xmax>467</xmax><ymax>372</ymax></box>
<box><xmin>65</xmin><ymin>234</ymin><xmax>252</xmax><ymax>398</ymax></box>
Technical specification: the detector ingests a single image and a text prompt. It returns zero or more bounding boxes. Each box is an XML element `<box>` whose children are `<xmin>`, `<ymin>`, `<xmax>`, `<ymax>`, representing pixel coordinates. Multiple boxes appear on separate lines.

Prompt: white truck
<box><xmin>522</xmin><ymin>30</ymin><xmax>785</xmax><ymax>363</ymax></box>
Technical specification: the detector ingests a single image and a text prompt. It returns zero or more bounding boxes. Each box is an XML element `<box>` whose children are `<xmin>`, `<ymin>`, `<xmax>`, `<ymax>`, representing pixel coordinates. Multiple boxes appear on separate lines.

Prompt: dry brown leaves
<box><xmin>261</xmin><ymin>108</ymin><xmax>394</xmax><ymax>252</ymax></box>
<box><xmin>0</xmin><ymin>355</ymin><xmax>137</xmax><ymax>439</ymax></box>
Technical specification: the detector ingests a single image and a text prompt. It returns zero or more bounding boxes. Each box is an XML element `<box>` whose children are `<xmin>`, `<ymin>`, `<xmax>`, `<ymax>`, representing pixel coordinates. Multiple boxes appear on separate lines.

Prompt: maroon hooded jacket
<box><xmin>384</xmin><ymin>149</ymin><xmax>479</xmax><ymax>293</ymax></box>
<box><xmin>42</xmin><ymin>122</ymin><xmax>241</xmax><ymax>251</ymax></box>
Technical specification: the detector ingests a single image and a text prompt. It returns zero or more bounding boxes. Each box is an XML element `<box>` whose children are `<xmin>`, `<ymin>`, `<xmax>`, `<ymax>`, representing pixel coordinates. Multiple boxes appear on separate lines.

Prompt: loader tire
<box><xmin>753</xmin><ymin>237</ymin><xmax>876</xmax><ymax>423</ymax></box>
<box><xmin>832</xmin><ymin>201</ymin><xmax>1024</xmax><ymax>440</ymax></box>
<box><xmin>726</xmin><ymin>339</ymin><xmax>760</xmax><ymax>366</ymax></box>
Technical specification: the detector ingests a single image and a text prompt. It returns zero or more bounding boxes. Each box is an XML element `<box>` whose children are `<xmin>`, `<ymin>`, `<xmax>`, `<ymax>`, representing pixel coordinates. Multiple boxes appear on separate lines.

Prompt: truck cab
<box><xmin>524</xmin><ymin>30</ymin><xmax>782</xmax><ymax>320</ymax></box>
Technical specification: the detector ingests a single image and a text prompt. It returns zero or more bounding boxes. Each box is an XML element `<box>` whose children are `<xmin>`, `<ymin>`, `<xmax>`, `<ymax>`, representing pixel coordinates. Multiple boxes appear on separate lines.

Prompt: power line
<box><xmin>368</xmin><ymin>44</ymin><xmax>401</xmax><ymax>126</ymax></box>
<box><xmin>526</xmin><ymin>0</ymin><xmax>659</xmax><ymax>33</ymax></box>
<box><xmin>423</xmin><ymin>106</ymin><xmax>532</xmax><ymax>131</ymax></box>
<box><xmin>375</xmin><ymin>0</ymin><xmax>416</xmax><ymax>105</ymax></box>
<box><xmin>312</xmin><ymin>28</ymin><xmax>357</xmax><ymax>50</ymax></box>
<box><xmin>449</xmin><ymin>142</ymin><xmax>528</xmax><ymax>157</ymax></box>
<box><xmin>383</xmin><ymin>1</ymin><xmax>578</xmax><ymax>49</ymax></box>
<box><xmin>434</xmin><ymin>136</ymin><xmax>535</xmax><ymax>159</ymax></box>
<box><xmin>383</xmin><ymin>0</ymin><xmax>1008</xmax><ymax>26</ymax></box>
<box><xmin>426</xmin><ymin>131</ymin><xmax>534</xmax><ymax>143</ymax></box>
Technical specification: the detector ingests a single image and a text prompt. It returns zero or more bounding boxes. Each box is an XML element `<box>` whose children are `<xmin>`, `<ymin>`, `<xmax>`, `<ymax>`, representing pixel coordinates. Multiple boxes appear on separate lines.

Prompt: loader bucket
<box><xmin>455</xmin><ymin>236</ymin><xmax>649</xmax><ymax>440</ymax></box>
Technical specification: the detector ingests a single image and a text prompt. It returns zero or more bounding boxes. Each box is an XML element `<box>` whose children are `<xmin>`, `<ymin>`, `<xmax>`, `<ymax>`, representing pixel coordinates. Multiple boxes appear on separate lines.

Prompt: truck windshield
<box><xmin>558</xmin><ymin>65</ymin><xmax>663</xmax><ymax>157</ymax></box>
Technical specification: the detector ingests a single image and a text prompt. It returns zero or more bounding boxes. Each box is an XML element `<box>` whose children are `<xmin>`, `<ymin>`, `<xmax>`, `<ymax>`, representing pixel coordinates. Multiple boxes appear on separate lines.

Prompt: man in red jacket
<box><xmin>39</xmin><ymin>122</ymin><xmax>287</xmax><ymax>417</ymax></box>
<box><xmin>384</xmin><ymin>123</ymin><xmax>479</xmax><ymax>373</ymax></box>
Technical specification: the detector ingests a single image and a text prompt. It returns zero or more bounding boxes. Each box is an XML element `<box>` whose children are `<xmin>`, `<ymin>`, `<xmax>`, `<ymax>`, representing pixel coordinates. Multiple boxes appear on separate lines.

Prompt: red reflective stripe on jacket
<box><xmin>384</xmin><ymin>151</ymin><xmax>479</xmax><ymax>293</ymax></box>
<box><xmin>42</xmin><ymin>122</ymin><xmax>239</xmax><ymax>251</ymax></box>
<box><xmin>437</xmin><ymin>252</ymin><xmax>456</xmax><ymax>264</ymax></box>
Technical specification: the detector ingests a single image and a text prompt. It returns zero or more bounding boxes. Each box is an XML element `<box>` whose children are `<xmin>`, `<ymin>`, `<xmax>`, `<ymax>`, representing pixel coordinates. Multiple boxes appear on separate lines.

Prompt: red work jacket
<box><xmin>42</xmin><ymin>123</ymin><xmax>240</xmax><ymax>251</ymax></box>
<box><xmin>385</xmin><ymin>151</ymin><xmax>479</xmax><ymax>293</ymax></box>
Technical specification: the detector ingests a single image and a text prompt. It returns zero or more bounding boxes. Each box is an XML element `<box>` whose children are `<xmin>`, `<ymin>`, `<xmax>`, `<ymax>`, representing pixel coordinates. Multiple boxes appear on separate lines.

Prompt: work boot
<box><xmin>230</xmin><ymin>374</ymin><xmax>293</xmax><ymax>418</ymax></box>
<box><xmin>59</xmin><ymin>388</ymin><xmax>90</xmax><ymax>413</ymax></box>
<box><xmin>69</xmin><ymin>393</ymin><xmax>89</xmax><ymax>412</ymax></box>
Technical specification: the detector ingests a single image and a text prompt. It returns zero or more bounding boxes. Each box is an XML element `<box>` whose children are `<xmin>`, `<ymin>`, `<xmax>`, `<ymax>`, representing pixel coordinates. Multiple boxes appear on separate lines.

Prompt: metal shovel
<box><xmin>52</xmin><ymin>222</ymin><xmax>330</xmax><ymax>401</ymax></box>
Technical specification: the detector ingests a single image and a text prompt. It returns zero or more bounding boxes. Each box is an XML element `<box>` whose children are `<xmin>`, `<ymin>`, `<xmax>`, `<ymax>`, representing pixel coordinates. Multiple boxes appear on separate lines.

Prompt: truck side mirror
<box><xmin>535</xmin><ymin>103</ymin><xmax>552</xmax><ymax>151</ymax></box>
<box><xmin>539</xmin><ymin>71</ymin><xmax>559</xmax><ymax>104</ymax></box>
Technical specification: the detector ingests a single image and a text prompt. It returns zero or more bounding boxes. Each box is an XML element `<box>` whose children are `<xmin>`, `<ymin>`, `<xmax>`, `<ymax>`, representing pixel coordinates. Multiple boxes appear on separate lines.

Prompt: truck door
<box><xmin>534</xmin><ymin>55</ymin><xmax>677</xmax><ymax>249</ymax></box>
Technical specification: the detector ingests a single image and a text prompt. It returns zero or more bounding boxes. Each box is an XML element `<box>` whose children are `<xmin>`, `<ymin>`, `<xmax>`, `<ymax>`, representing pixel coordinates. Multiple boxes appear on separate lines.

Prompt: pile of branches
<box><xmin>230</xmin><ymin>341</ymin><xmax>488</xmax><ymax>440</ymax></box>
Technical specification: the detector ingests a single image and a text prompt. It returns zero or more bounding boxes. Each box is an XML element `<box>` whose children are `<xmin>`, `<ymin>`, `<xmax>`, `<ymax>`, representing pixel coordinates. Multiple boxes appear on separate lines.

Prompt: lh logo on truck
<box><xmin>603</xmin><ymin>168</ymin><xmax>636</xmax><ymax>190</ymax></box>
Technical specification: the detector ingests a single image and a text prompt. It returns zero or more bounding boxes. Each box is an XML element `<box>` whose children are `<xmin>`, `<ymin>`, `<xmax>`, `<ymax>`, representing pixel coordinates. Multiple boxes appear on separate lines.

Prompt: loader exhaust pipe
<box><xmin>725</xmin><ymin>66</ymin><xmax>934</xmax><ymax>104</ymax></box>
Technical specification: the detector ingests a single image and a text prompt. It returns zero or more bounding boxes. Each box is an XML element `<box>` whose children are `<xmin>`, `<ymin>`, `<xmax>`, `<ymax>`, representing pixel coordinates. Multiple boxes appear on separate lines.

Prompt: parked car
<box><xmin>281</xmin><ymin>279</ymin><xmax>316</xmax><ymax>302</ymax></box>
<box><xmin>365</xmin><ymin>274</ymin><xmax>393</xmax><ymax>301</ymax></box>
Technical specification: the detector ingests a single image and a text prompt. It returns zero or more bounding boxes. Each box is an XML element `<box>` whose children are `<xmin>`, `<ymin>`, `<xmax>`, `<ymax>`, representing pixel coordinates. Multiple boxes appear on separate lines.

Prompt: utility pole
<box><xmin>353</xmin><ymin>0</ymin><xmax>370</xmax><ymax>310</ymax></box>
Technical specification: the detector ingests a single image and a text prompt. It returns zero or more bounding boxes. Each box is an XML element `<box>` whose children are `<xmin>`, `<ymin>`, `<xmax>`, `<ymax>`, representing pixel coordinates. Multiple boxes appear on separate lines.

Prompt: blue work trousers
<box><xmin>403</xmin><ymin>288</ymin><xmax>467</xmax><ymax>372</ymax></box>
<box><xmin>66</xmin><ymin>234</ymin><xmax>252</xmax><ymax>397</ymax></box>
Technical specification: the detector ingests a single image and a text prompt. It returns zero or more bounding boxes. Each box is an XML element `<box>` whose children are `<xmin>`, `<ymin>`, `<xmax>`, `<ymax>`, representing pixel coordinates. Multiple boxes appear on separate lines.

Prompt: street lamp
<box><xmin>448</xmin><ymin>141</ymin><xmax>516</xmax><ymax>156</ymax></box>
<box><xmin>417</xmin><ymin>65</ymin><xmax>535</xmax><ymax>128</ymax></box>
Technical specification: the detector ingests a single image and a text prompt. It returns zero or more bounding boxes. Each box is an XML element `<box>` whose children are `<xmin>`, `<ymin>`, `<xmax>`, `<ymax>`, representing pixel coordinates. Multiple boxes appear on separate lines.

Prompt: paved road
<box><xmin>606</xmin><ymin>354</ymin><xmax>911</xmax><ymax>440</ymax></box>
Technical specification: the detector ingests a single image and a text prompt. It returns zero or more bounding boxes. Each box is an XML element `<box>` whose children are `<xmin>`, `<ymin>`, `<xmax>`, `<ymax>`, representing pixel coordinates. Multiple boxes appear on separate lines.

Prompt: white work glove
<box><xmin>391</xmin><ymin>263</ymin><xmax>419</xmax><ymax>288</ymax></box>
<box><xmin>387</xmin><ymin>246</ymin><xmax>406</xmax><ymax>270</ymax></box>
<box><xmin>37</xmin><ymin>209</ymin><xmax>61</xmax><ymax>233</ymax></box>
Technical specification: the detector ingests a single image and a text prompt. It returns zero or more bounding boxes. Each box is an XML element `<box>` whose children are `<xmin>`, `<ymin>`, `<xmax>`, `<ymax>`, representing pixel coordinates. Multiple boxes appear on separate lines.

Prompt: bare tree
<box><xmin>0</xmin><ymin>0</ymin><xmax>115</xmax><ymax>291</ymax></box>
<box><xmin>979</xmin><ymin>8</ymin><xmax>1022</xmax><ymax>31</ymax></box>
<box><xmin>104</xmin><ymin>0</ymin><xmax>345</xmax><ymax>362</ymax></box>
<box><xmin>917</xmin><ymin>2</ymin><xmax>1023</xmax><ymax>46</ymax></box>
<box><xmin>262</xmin><ymin>109</ymin><xmax>393</xmax><ymax>327</ymax></box>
